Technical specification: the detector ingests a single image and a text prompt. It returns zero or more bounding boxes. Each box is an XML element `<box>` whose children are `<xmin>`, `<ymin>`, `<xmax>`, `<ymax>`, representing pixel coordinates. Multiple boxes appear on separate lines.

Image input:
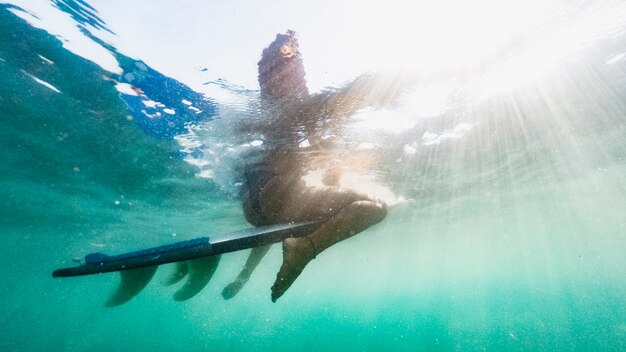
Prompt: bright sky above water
<box><xmin>6</xmin><ymin>0</ymin><xmax>565</xmax><ymax>92</ymax></box>
<box><xmin>93</xmin><ymin>0</ymin><xmax>564</xmax><ymax>91</ymax></box>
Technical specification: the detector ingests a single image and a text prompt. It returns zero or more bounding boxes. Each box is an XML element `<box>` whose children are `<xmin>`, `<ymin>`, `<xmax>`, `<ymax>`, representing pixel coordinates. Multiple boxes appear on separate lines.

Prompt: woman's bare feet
<box><xmin>271</xmin><ymin>236</ymin><xmax>316</xmax><ymax>302</ymax></box>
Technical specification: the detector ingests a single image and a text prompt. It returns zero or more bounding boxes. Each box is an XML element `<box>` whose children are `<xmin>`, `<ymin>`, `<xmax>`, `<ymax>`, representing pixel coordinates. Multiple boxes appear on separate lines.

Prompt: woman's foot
<box><xmin>221</xmin><ymin>278</ymin><xmax>246</xmax><ymax>300</ymax></box>
<box><xmin>271</xmin><ymin>237</ymin><xmax>316</xmax><ymax>302</ymax></box>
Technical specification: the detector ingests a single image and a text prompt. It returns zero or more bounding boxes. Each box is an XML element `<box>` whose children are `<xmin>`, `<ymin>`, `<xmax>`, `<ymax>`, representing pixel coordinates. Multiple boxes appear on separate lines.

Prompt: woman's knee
<box><xmin>352</xmin><ymin>200</ymin><xmax>388</xmax><ymax>224</ymax></box>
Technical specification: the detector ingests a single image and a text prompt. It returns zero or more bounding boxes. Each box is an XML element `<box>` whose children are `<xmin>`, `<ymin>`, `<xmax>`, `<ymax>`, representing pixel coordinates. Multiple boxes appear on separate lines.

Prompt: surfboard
<box><xmin>52</xmin><ymin>221</ymin><xmax>321</xmax><ymax>278</ymax></box>
<box><xmin>52</xmin><ymin>221</ymin><xmax>322</xmax><ymax>306</ymax></box>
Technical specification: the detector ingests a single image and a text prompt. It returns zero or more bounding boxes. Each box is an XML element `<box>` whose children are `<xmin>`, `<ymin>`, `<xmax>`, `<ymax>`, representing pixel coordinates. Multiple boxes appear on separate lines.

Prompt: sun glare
<box><xmin>302</xmin><ymin>0</ymin><xmax>558</xmax><ymax>85</ymax></box>
<box><xmin>362</xmin><ymin>0</ymin><xmax>557</xmax><ymax>69</ymax></box>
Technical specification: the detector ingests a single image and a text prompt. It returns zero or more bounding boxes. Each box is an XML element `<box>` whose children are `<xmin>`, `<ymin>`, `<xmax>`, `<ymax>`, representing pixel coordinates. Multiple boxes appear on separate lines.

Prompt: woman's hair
<box><xmin>257</xmin><ymin>30</ymin><xmax>309</xmax><ymax>100</ymax></box>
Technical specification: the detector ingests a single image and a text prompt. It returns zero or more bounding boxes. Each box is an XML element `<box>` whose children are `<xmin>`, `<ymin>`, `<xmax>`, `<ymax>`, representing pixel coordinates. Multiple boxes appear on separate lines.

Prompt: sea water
<box><xmin>0</xmin><ymin>1</ymin><xmax>625</xmax><ymax>351</ymax></box>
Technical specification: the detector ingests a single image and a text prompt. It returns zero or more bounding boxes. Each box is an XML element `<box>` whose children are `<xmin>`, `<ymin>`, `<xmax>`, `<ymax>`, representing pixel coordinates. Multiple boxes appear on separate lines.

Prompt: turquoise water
<box><xmin>1</xmin><ymin>1</ymin><xmax>626</xmax><ymax>351</ymax></box>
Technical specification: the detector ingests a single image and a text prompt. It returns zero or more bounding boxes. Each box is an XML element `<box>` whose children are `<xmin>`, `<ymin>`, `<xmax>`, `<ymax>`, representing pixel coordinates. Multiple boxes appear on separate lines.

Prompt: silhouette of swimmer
<box><xmin>223</xmin><ymin>30</ymin><xmax>409</xmax><ymax>302</ymax></box>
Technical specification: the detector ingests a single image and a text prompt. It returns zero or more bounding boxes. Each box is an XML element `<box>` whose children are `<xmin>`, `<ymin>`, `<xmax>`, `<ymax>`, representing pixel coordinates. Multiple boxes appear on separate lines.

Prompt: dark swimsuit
<box><xmin>243</xmin><ymin>163</ymin><xmax>276</xmax><ymax>226</ymax></box>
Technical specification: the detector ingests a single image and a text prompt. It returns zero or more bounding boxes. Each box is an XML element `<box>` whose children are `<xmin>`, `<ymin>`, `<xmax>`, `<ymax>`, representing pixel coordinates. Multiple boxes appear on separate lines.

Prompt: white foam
<box><xmin>142</xmin><ymin>100</ymin><xmax>160</xmax><ymax>108</ymax></box>
<box><xmin>21</xmin><ymin>70</ymin><xmax>61</xmax><ymax>93</ymax></box>
<box><xmin>37</xmin><ymin>54</ymin><xmax>54</xmax><ymax>64</ymax></box>
<box><xmin>114</xmin><ymin>83</ymin><xmax>139</xmax><ymax>96</ymax></box>
<box><xmin>421</xmin><ymin>123</ymin><xmax>474</xmax><ymax>146</ymax></box>
<box><xmin>403</xmin><ymin>144</ymin><xmax>418</xmax><ymax>155</ymax></box>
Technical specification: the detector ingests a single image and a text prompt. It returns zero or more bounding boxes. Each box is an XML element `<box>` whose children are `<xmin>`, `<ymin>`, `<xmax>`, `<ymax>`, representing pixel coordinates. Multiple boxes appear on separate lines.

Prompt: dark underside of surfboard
<box><xmin>52</xmin><ymin>221</ymin><xmax>320</xmax><ymax>306</ymax></box>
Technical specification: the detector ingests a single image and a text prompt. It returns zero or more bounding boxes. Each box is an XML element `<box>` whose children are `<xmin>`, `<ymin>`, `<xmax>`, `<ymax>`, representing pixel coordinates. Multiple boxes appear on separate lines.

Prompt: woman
<box><xmin>223</xmin><ymin>31</ymin><xmax>391</xmax><ymax>302</ymax></box>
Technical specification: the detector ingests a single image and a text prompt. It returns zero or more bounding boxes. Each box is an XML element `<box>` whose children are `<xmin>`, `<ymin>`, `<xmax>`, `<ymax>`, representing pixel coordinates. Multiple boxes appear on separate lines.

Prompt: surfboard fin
<box><xmin>105</xmin><ymin>265</ymin><xmax>158</xmax><ymax>307</ymax></box>
<box><xmin>173</xmin><ymin>255</ymin><xmax>221</xmax><ymax>301</ymax></box>
<box><xmin>162</xmin><ymin>261</ymin><xmax>189</xmax><ymax>286</ymax></box>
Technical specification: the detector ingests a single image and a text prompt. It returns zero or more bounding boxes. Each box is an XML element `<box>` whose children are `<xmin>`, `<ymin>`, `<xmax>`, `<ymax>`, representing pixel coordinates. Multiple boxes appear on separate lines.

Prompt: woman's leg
<box><xmin>222</xmin><ymin>245</ymin><xmax>272</xmax><ymax>300</ymax></box>
<box><xmin>264</xmin><ymin>185</ymin><xmax>388</xmax><ymax>301</ymax></box>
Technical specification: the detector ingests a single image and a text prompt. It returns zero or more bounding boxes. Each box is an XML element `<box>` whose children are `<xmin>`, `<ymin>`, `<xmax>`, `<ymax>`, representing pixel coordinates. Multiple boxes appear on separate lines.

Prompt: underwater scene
<box><xmin>1</xmin><ymin>0</ymin><xmax>625</xmax><ymax>351</ymax></box>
